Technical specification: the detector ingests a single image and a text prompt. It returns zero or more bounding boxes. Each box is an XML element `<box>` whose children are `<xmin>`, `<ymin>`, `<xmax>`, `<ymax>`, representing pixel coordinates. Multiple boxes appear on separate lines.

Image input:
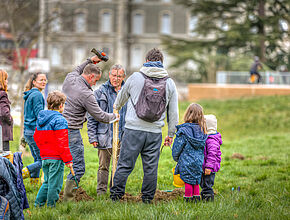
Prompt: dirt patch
<box><xmin>231</xmin><ymin>153</ymin><xmax>245</xmax><ymax>160</ymax></box>
<box><xmin>121</xmin><ymin>188</ymin><xmax>184</xmax><ymax>203</ymax></box>
<box><xmin>59</xmin><ymin>187</ymin><xmax>94</xmax><ymax>202</ymax></box>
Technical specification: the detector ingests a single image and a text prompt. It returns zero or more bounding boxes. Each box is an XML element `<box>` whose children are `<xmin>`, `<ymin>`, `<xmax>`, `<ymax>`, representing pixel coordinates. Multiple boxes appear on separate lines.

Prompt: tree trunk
<box><xmin>258</xmin><ymin>0</ymin><xmax>266</xmax><ymax>63</ymax></box>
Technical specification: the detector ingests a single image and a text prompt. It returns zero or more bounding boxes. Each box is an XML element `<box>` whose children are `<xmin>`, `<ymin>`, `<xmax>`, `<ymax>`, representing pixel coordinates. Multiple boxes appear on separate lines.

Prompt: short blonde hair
<box><xmin>47</xmin><ymin>91</ymin><xmax>66</xmax><ymax>110</ymax></box>
<box><xmin>183</xmin><ymin>103</ymin><xmax>207</xmax><ymax>134</ymax></box>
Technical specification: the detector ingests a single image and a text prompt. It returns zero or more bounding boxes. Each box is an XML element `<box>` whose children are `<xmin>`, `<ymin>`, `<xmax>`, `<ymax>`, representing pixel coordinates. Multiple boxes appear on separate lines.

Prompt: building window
<box><xmin>75</xmin><ymin>13</ymin><xmax>86</xmax><ymax>32</ymax></box>
<box><xmin>51</xmin><ymin>46</ymin><xmax>61</xmax><ymax>67</ymax></box>
<box><xmin>74</xmin><ymin>47</ymin><xmax>85</xmax><ymax>65</ymax></box>
<box><xmin>132</xmin><ymin>13</ymin><xmax>144</xmax><ymax>35</ymax></box>
<box><xmin>189</xmin><ymin>16</ymin><xmax>197</xmax><ymax>36</ymax></box>
<box><xmin>161</xmin><ymin>13</ymin><xmax>171</xmax><ymax>34</ymax></box>
<box><xmin>130</xmin><ymin>46</ymin><xmax>143</xmax><ymax>69</ymax></box>
<box><xmin>50</xmin><ymin>12</ymin><xmax>61</xmax><ymax>32</ymax></box>
<box><xmin>101</xmin><ymin>12</ymin><xmax>112</xmax><ymax>33</ymax></box>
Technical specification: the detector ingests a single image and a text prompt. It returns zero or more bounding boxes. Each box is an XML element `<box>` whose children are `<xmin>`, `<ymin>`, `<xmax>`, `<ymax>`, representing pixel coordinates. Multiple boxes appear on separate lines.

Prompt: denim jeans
<box><xmin>34</xmin><ymin>160</ymin><xmax>64</xmax><ymax>207</ymax></box>
<box><xmin>24</xmin><ymin>128</ymin><xmax>42</xmax><ymax>178</ymax></box>
<box><xmin>67</xmin><ymin>129</ymin><xmax>85</xmax><ymax>182</ymax></box>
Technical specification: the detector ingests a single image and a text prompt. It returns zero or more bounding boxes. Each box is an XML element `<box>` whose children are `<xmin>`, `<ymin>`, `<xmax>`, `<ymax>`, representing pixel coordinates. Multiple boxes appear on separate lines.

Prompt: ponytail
<box><xmin>24</xmin><ymin>72</ymin><xmax>43</xmax><ymax>92</ymax></box>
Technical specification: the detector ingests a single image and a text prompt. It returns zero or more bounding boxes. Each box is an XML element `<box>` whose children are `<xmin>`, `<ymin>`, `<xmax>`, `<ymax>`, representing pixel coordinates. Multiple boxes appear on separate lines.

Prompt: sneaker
<box><xmin>192</xmin><ymin>195</ymin><xmax>201</xmax><ymax>203</ymax></box>
<box><xmin>201</xmin><ymin>194</ymin><xmax>214</xmax><ymax>202</ymax></box>
<box><xmin>183</xmin><ymin>196</ymin><xmax>192</xmax><ymax>203</ymax></box>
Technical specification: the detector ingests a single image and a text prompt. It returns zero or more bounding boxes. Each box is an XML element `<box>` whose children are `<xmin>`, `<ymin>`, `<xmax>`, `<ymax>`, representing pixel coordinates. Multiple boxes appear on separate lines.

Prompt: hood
<box><xmin>176</xmin><ymin>123</ymin><xmax>208</xmax><ymax>148</ymax></box>
<box><xmin>23</xmin><ymin>88</ymin><xmax>39</xmax><ymax>101</ymax></box>
<box><xmin>37</xmin><ymin>110</ymin><xmax>61</xmax><ymax>128</ymax></box>
<box><xmin>140</xmin><ymin>61</ymin><xmax>168</xmax><ymax>78</ymax></box>
<box><xmin>205</xmin><ymin>114</ymin><xmax>217</xmax><ymax>135</ymax></box>
<box><xmin>207</xmin><ymin>132</ymin><xmax>222</xmax><ymax>145</ymax></box>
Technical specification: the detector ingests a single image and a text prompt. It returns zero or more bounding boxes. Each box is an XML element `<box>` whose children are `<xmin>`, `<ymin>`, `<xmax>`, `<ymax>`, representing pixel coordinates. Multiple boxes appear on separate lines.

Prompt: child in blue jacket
<box><xmin>172</xmin><ymin>103</ymin><xmax>208</xmax><ymax>202</ymax></box>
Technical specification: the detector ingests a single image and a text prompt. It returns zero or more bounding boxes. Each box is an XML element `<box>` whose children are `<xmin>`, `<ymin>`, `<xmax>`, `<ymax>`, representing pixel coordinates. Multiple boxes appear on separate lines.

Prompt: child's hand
<box><xmin>164</xmin><ymin>136</ymin><xmax>173</xmax><ymax>146</ymax></box>
<box><xmin>92</xmin><ymin>142</ymin><xmax>98</xmax><ymax>148</ymax></box>
<box><xmin>65</xmin><ymin>162</ymin><xmax>73</xmax><ymax>169</ymax></box>
<box><xmin>205</xmin><ymin>168</ymin><xmax>211</xmax><ymax>175</ymax></box>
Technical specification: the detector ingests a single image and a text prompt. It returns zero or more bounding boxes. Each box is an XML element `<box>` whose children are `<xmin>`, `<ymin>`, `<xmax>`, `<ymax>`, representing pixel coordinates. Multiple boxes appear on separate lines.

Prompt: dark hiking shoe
<box><xmin>183</xmin><ymin>196</ymin><xmax>192</xmax><ymax>203</ymax></box>
<box><xmin>142</xmin><ymin>198</ymin><xmax>152</xmax><ymax>204</ymax></box>
<box><xmin>192</xmin><ymin>195</ymin><xmax>201</xmax><ymax>203</ymax></box>
<box><xmin>202</xmin><ymin>194</ymin><xmax>214</xmax><ymax>202</ymax></box>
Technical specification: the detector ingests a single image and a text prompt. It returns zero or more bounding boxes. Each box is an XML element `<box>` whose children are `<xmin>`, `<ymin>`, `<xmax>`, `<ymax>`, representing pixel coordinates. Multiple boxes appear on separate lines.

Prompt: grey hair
<box><xmin>109</xmin><ymin>64</ymin><xmax>126</xmax><ymax>76</ymax></box>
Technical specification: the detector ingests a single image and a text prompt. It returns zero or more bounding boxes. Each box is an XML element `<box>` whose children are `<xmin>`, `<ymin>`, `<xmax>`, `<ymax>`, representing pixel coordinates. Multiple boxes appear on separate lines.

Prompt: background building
<box><xmin>42</xmin><ymin>0</ymin><xmax>191</xmax><ymax>79</ymax></box>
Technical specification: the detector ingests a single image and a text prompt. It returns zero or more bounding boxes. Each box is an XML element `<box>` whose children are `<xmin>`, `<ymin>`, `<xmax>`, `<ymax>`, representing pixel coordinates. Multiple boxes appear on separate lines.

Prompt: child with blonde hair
<box><xmin>33</xmin><ymin>91</ymin><xmax>73</xmax><ymax>207</ymax></box>
<box><xmin>172</xmin><ymin>103</ymin><xmax>208</xmax><ymax>202</ymax></box>
<box><xmin>201</xmin><ymin>114</ymin><xmax>222</xmax><ymax>202</ymax></box>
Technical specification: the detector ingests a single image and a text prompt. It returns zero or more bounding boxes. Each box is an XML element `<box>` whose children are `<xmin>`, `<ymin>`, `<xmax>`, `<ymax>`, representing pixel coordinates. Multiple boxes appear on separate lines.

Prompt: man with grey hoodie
<box><xmin>110</xmin><ymin>48</ymin><xmax>179</xmax><ymax>203</ymax></box>
<box><xmin>62</xmin><ymin>55</ymin><xmax>118</xmax><ymax>201</ymax></box>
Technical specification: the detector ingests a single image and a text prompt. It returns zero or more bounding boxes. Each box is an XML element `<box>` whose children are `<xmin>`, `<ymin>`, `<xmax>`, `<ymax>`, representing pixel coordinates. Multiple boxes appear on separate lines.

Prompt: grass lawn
<box><xmin>10</xmin><ymin>95</ymin><xmax>290</xmax><ymax>219</ymax></box>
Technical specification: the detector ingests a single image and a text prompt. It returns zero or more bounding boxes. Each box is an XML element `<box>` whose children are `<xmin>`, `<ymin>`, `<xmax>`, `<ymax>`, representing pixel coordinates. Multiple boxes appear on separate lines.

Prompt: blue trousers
<box><xmin>34</xmin><ymin>160</ymin><xmax>64</xmax><ymax>207</ymax></box>
<box><xmin>67</xmin><ymin>129</ymin><xmax>85</xmax><ymax>182</ymax></box>
<box><xmin>24</xmin><ymin>129</ymin><xmax>42</xmax><ymax>178</ymax></box>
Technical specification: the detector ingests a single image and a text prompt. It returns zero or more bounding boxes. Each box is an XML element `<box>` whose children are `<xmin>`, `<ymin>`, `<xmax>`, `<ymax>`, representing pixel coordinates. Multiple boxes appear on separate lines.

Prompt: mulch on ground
<box><xmin>59</xmin><ymin>187</ymin><xmax>94</xmax><ymax>202</ymax></box>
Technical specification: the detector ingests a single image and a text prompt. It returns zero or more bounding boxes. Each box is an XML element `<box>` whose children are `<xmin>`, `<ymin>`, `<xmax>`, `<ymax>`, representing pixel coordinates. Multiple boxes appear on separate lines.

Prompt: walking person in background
<box><xmin>110</xmin><ymin>48</ymin><xmax>179</xmax><ymax>204</ymax></box>
<box><xmin>87</xmin><ymin>64</ymin><xmax>127</xmax><ymax>195</ymax></box>
<box><xmin>62</xmin><ymin>55</ymin><xmax>118</xmax><ymax>201</ymax></box>
<box><xmin>22</xmin><ymin>72</ymin><xmax>47</xmax><ymax>187</ymax></box>
<box><xmin>201</xmin><ymin>114</ymin><xmax>222</xmax><ymax>202</ymax></box>
<box><xmin>249</xmin><ymin>56</ymin><xmax>263</xmax><ymax>84</ymax></box>
<box><xmin>0</xmin><ymin>70</ymin><xmax>13</xmax><ymax>152</ymax></box>
<box><xmin>172</xmin><ymin>103</ymin><xmax>208</xmax><ymax>202</ymax></box>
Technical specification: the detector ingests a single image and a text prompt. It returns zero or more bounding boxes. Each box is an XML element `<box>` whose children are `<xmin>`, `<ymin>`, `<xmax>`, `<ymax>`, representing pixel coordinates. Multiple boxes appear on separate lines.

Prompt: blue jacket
<box><xmin>87</xmin><ymin>80</ymin><xmax>127</xmax><ymax>149</ymax></box>
<box><xmin>13</xmin><ymin>152</ymin><xmax>29</xmax><ymax>210</ymax></box>
<box><xmin>172</xmin><ymin>123</ymin><xmax>208</xmax><ymax>185</ymax></box>
<box><xmin>23</xmin><ymin>88</ymin><xmax>45</xmax><ymax>131</ymax></box>
<box><xmin>0</xmin><ymin>157</ymin><xmax>24</xmax><ymax>220</ymax></box>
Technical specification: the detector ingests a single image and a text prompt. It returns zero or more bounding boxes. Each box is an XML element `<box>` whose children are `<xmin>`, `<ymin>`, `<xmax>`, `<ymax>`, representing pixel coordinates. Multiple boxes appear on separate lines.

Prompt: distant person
<box><xmin>62</xmin><ymin>55</ymin><xmax>118</xmax><ymax>201</ymax></box>
<box><xmin>0</xmin><ymin>70</ymin><xmax>13</xmax><ymax>151</ymax></box>
<box><xmin>110</xmin><ymin>48</ymin><xmax>179</xmax><ymax>204</ymax></box>
<box><xmin>87</xmin><ymin>64</ymin><xmax>127</xmax><ymax>195</ymax></box>
<box><xmin>34</xmin><ymin>91</ymin><xmax>73</xmax><ymax>207</ymax></box>
<box><xmin>249</xmin><ymin>56</ymin><xmax>263</xmax><ymax>83</ymax></box>
<box><xmin>201</xmin><ymin>114</ymin><xmax>222</xmax><ymax>202</ymax></box>
<box><xmin>172</xmin><ymin>103</ymin><xmax>208</xmax><ymax>203</ymax></box>
<box><xmin>22</xmin><ymin>72</ymin><xmax>47</xmax><ymax>187</ymax></box>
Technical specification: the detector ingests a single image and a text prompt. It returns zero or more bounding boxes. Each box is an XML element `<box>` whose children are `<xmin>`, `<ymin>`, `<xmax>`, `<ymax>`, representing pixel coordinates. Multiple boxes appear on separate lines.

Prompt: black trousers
<box><xmin>200</xmin><ymin>172</ymin><xmax>215</xmax><ymax>196</ymax></box>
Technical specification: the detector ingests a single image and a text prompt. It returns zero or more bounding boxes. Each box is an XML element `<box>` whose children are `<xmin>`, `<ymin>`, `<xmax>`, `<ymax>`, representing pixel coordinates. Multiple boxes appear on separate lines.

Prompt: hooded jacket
<box><xmin>23</xmin><ymin>88</ymin><xmax>45</xmax><ymax>131</ymax></box>
<box><xmin>172</xmin><ymin>123</ymin><xmax>208</xmax><ymax>185</ymax></box>
<box><xmin>87</xmin><ymin>80</ymin><xmax>127</xmax><ymax>148</ymax></box>
<box><xmin>202</xmin><ymin>133</ymin><xmax>222</xmax><ymax>172</ymax></box>
<box><xmin>114</xmin><ymin>61</ymin><xmax>179</xmax><ymax>137</ymax></box>
<box><xmin>0</xmin><ymin>91</ymin><xmax>13</xmax><ymax>141</ymax></box>
<box><xmin>33</xmin><ymin>110</ymin><xmax>72</xmax><ymax>164</ymax></box>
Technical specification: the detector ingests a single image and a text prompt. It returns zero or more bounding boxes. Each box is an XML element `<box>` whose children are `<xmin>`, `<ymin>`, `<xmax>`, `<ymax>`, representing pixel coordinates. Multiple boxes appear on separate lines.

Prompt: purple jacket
<box><xmin>202</xmin><ymin>132</ymin><xmax>222</xmax><ymax>172</ymax></box>
<box><xmin>0</xmin><ymin>90</ymin><xmax>13</xmax><ymax>141</ymax></box>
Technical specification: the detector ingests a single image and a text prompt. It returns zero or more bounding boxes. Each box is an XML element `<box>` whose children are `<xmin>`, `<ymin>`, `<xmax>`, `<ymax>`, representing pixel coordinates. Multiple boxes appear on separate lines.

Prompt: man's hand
<box><xmin>92</xmin><ymin>142</ymin><xmax>98</xmax><ymax>148</ymax></box>
<box><xmin>91</xmin><ymin>55</ymin><xmax>102</xmax><ymax>64</ymax></box>
<box><xmin>65</xmin><ymin>162</ymin><xmax>73</xmax><ymax>169</ymax></box>
<box><xmin>164</xmin><ymin>136</ymin><xmax>173</xmax><ymax>146</ymax></box>
<box><xmin>205</xmin><ymin>168</ymin><xmax>211</xmax><ymax>175</ymax></box>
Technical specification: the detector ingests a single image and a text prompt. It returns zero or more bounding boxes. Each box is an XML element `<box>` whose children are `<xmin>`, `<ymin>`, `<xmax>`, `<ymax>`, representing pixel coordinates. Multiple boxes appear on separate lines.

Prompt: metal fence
<box><xmin>217</xmin><ymin>71</ymin><xmax>290</xmax><ymax>85</ymax></box>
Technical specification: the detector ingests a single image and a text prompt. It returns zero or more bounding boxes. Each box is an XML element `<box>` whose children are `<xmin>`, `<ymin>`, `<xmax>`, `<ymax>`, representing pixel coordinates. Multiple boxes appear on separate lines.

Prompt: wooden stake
<box><xmin>112</xmin><ymin>108</ymin><xmax>119</xmax><ymax>186</ymax></box>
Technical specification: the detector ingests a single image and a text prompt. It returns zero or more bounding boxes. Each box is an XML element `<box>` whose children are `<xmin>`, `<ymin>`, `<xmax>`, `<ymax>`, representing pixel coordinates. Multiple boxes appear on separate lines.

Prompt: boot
<box><xmin>22</xmin><ymin>167</ymin><xmax>30</xmax><ymax>179</ymax></box>
<box><xmin>183</xmin><ymin>196</ymin><xmax>192</xmax><ymax>203</ymax></box>
<box><xmin>63</xmin><ymin>180</ymin><xmax>76</xmax><ymax>202</ymax></box>
<box><xmin>192</xmin><ymin>195</ymin><xmax>201</xmax><ymax>203</ymax></box>
<box><xmin>30</xmin><ymin>178</ymin><xmax>40</xmax><ymax>187</ymax></box>
<box><xmin>202</xmin><ymin>194</ymin><xmax>214</xmax><ymax>202</ymax></box>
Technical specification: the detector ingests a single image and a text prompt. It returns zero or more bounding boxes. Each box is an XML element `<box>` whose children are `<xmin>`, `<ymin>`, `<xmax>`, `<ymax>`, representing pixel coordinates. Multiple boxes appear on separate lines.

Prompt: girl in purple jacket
<box><xmin>201</xmin><ymin>114</ymin><xmax>222</xmax><ymax>201</ymax></box>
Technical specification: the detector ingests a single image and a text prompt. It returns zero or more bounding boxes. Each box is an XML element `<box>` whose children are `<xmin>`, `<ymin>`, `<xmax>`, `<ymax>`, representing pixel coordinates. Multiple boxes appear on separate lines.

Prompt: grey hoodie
<box><xmin>114</xmin><ymin>66</ymin><xmax>179</xmax><ymax>137</ymax></box>
<box><xmin>62</xmin><ymin>60</ymin><xmax>116</xmax><ymax>129</ymax></box>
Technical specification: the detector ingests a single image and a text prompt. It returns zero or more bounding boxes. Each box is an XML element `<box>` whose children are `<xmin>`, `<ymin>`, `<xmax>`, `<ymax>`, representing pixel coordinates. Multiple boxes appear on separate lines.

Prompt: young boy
<box><xmin>33</xmin><ymin>91</ymin><xmax>73</xmax><ymax>207</ymax></box>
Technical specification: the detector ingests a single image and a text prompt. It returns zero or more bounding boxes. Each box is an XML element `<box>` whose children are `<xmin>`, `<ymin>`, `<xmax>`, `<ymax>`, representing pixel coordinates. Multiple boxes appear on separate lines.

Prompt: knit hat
<box><xmin>204</xmin><ymin>114</ymin><xmax>217</xmax><ymax>135</ymax></box>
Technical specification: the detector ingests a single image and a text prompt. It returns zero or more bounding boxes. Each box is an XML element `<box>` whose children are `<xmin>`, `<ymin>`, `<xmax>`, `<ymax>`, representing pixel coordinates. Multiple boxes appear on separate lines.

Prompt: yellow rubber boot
<box><xmin>22</xmin><ymin>167</ymin><xmax>30</xmax><ymax>179</ymax></box>
<box><xmin>30</xmin><ymin>178</ymin><xmax>40</xmax><ymax>187</ymax></box>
